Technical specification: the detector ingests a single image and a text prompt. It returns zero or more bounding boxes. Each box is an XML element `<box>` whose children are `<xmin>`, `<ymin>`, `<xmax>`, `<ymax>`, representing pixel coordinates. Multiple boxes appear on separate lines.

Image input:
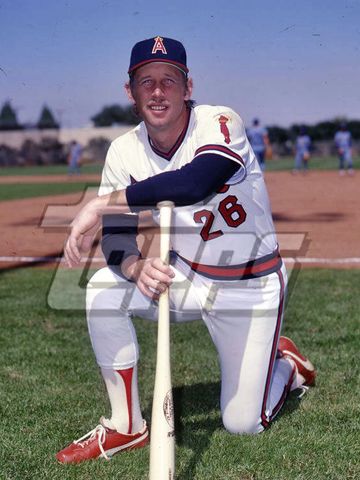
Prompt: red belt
<box><xmin>176</xmin><ymin>249</ymin><xmax>282</xmax><ymax>280</ymax></box>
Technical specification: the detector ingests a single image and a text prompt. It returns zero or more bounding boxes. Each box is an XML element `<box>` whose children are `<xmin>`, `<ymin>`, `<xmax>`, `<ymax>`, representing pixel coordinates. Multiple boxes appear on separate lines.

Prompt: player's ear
<box><xmin>184</xmin><ymin>77</ymin><xmax>193</xmax><ymax>101</ymax></box>
<box><xmin>124</xmin><ymin>81</ymin><xmax>135</xmax><ymax>103</ymax></box>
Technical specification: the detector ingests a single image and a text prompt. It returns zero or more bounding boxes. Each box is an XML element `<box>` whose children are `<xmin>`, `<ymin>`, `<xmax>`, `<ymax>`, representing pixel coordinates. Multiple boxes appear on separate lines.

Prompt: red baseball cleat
<box><xmin>278</xmin><ymin>336</ymin><xmax>317</xmax><ymax>389</ymax></box>
<box><xmin>56</xmin><ymin>417</ymin><xmax>149</xmax><ymax>463</ymax></box>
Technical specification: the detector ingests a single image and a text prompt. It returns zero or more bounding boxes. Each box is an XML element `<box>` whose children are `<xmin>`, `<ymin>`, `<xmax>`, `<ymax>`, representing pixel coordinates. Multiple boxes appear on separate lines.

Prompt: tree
<box><xmin>0</xmin><ymin>101</ymin><xmax>22</xmax><ymax>130</ymax></box>
<box><xmin>348</xmin><ymin>120</ymin><xmax>360</xmax><ymax>140</ymax></box>
<box><xmin>37</xmin><ymin>105</ymin><xmax>59</xmax><ymax>129</ymax></box>
<box><xmin>267</xmin><ymin>125</ymin><xmax>290</xmax><ymax>143</ymax></box>
<box><xmin>267</xmin><ymin>118</ymin><xmax>360</xmax><ymax>143</ymax></box>
<box><xmin>91</xmin><ymin>104</ymin><xmax>138</xmax><ymax>127</ymax></box>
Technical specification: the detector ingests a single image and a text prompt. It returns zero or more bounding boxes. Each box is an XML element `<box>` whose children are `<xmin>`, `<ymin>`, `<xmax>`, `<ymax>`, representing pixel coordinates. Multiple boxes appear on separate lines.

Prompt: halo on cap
<box><xmin>128</xmin><ymin>36</ymin><xmax>188</xmax><ymax>76</ymax></box>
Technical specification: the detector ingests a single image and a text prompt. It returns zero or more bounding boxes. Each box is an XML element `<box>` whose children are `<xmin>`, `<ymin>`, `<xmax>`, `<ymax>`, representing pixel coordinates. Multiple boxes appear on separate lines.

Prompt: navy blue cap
<box><xmin>128</xmin><ymin>36</ymin><xmax>188</xmax><ymax>75</ymax></box>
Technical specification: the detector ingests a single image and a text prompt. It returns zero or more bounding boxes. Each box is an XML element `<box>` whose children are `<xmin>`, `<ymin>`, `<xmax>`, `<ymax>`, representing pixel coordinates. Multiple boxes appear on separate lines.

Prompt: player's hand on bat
<box><xmin>64</xmin><ymin>201</ymin><xmax>101</xmax><ymax>267</ymax></box>
<box><xmin>126</xmin><ymin>257</ymin><xmax>175</xmax><ymax>300</ymax></box>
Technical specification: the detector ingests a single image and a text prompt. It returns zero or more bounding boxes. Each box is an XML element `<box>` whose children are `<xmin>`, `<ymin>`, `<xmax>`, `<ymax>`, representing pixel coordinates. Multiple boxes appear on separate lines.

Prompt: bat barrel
<box><xmin>149</xmin><ymin>201</ymin><xmax>175</xmax><ymax>480</ymax></box>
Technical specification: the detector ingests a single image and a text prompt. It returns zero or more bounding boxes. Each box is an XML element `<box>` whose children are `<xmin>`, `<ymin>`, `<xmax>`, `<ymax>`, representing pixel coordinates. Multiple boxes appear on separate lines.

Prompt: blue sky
<box><xmin>1</xmin><ymin>0</ymin><xmax>359</xmax><ymax>128</ymax></box>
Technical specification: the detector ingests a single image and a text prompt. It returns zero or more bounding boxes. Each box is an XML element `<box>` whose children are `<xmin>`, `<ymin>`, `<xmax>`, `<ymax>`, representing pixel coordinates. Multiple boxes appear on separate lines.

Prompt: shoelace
<box><xmin>74</xmin><ymin>424</ymin><xmax>110</xmax><ymax>460</ymax></box>
<box><xmin>296</xmin><ymin>385</ymin><xmax>309</xmax><ymax>399</ymax></box>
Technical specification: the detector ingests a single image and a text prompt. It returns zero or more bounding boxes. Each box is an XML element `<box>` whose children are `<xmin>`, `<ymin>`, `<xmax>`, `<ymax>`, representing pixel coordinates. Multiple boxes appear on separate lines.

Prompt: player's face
<box><xmin>126</xmin><ymin>63</ymin><xmax>192</xmax><ymax>133</ymax></box>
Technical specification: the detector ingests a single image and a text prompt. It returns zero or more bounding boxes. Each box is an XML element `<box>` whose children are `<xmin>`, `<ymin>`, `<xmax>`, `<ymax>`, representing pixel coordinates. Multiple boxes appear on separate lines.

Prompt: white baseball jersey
<box><xmin>99</xmin><ymin>105</ymin><xmax>279</xmax><ymax>278</ymax></box>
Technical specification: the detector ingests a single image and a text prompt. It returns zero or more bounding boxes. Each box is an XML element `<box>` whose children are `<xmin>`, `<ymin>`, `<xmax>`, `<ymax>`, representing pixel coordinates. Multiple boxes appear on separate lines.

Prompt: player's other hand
<box><xmin>64</xmin><ymin>200</ymin><xmax>101</xmax><ymax>268</ymax></box>
<box><xmin>126</xmin><ymin>257</ymin><xmax>175</xmax><ymax>300</ymax></box>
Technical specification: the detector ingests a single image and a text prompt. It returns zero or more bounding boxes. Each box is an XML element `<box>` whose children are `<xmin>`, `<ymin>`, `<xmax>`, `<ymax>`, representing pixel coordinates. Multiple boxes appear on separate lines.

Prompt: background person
<box><xmin>247</xmin><ymin>118</ymin><xmax>270</xmax><ymax>171</ymax></box>
<box><xmin>293</xmin><ymin>126</ymin><xmax>311</xmax><ymax>173</ymax></box>
<box><xmin>334</xmin><ymin>122</ymin><xmax>354</xmax><ymax>175</ymax></box>
<box><xmin>67</xmin><ymin>140</ymin><xmax>82</xmax><ymax>175</ymax></box>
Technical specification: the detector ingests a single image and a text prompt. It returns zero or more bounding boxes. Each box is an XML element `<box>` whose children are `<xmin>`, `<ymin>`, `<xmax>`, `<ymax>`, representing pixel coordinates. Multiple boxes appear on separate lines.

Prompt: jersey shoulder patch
<box><xmin>194</xmin><ymin>105</ymin><xmax>245</xmax><ymax>149</ymax></box>
<box><xmin>194</xmin><ymin>105</ymin><xmax>242</xmax><ymax>130</ymax></box>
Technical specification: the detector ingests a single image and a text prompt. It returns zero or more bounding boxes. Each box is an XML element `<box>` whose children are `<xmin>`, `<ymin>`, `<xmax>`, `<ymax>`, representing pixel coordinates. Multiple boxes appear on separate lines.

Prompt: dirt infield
<box><xmin>0</xmin><ymin>171</ymin><xmax>359</xmax><ymax>270</ymax></box>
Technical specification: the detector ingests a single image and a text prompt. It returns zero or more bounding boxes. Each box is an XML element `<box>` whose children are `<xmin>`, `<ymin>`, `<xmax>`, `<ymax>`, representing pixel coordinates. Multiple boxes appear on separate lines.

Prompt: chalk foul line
<box><xmin>1</xmin><ymin>256</ymin><xmax>360</xmax><ymax>265</ymax></box>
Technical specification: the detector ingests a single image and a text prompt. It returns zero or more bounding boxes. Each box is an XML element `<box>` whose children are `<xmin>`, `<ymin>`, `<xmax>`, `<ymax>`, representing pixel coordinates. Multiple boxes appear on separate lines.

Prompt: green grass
<box><xmin>0</xmin><ymin>156</ymin><xmax>358</xmax><ymax>177</ymax></box>
<box><xmin>0</xmin><ymin>182</ymin><xmax>98</xmax><ymax>202</ymax></box>
<box><xmin>0</xmin><ymin>163</ymin><xmax>103</xmax><ymax>176</ymax></box>
<box><xmin>266</xmin><ymin>155</ymin><xmax>359</xmax><ymax>172</ymax></box>
<box><xmin>0</xmin><ymin>268</ymin><xmax>359</xmax><ymax>479</ymax></box>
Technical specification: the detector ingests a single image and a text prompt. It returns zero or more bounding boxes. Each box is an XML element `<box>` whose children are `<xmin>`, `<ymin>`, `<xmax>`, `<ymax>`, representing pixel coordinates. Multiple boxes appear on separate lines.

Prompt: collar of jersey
<box><xmin>147</xmin><ymin>108</ymin><xmax>191</xmax><ymax>161</ymax></box>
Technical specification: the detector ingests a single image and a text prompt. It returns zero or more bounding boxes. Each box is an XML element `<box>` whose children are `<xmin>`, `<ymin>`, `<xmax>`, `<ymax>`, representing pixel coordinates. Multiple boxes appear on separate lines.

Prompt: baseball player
<box><xmin>246</xmin><ymin>118</ymin><xmax>270</xmax><ymax>171</ymax></box>
<box><xmin>56</xmin><ymin>36</ymin><xmax>316</xmax><ymax>463</ymax></box>
<box><xmin>334</xmin><ymin>122</ymin><xmax>354</xmax><ymax>175</ymax></box>
<box><xmin>293</xmin><ymin>126</ymin><xmax>311</xmax><ymax>173</ymax></box>
<box><xmin>67</xmin><ymin>140</ymin><xmax>82</xmax><ymax>175</ymax></box>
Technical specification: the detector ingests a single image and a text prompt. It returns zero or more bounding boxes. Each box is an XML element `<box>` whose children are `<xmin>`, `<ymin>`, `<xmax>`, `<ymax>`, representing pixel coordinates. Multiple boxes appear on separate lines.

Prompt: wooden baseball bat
<box><xmin>149</xmin><ymin>201</ymin><xmax>175</xmax><ymax>480</ymax></box>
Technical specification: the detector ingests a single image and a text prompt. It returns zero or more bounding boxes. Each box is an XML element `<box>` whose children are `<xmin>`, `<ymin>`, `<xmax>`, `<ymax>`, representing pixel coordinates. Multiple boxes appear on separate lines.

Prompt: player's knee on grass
<box><xmin>222</xmin><ymin>409</ymin><xmax>265</xmax><ymax>435</ymax></box>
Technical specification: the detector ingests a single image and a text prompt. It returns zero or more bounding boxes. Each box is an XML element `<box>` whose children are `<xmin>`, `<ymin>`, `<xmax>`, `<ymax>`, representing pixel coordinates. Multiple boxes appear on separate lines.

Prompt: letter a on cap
<box><xmin>152</xmin><ymin>36</ymin><xmax>167</xmax><ymax>54</ymax></box>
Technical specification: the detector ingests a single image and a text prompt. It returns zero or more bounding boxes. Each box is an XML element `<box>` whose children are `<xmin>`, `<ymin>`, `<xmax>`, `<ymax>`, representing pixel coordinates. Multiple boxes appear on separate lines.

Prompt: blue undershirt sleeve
<box><xmin>125</xmin><ymin>153</ymin><xmax>241</xmax><ymax>212</ymax></box>
<box><xmin>101</xmin><ymin>213</ymin><xmax>140</xmax><ymax>280</ymax></box>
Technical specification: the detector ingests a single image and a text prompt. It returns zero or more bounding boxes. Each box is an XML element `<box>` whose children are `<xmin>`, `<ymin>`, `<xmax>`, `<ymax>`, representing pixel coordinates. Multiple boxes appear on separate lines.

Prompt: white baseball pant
<box><xmin>86</xmin><ymin>256</ymin><xmax>293</xmax><ymax>434</ymax></box>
